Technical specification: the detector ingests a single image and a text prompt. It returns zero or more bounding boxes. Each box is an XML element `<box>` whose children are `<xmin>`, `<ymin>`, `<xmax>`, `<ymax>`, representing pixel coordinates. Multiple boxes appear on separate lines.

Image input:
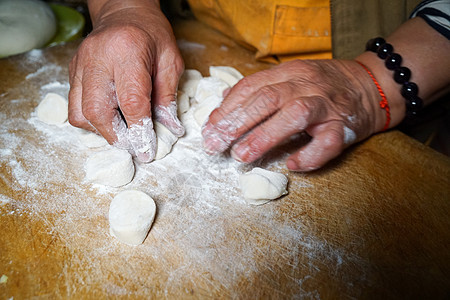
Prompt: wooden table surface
<box><xmin>1</xmin><ymin>18</ymin><xmax>449</xmax><ymax>299</ymax></box>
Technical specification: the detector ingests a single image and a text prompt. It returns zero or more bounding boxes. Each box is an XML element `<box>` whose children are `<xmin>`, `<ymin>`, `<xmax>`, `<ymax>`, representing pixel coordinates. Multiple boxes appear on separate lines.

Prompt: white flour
<box><xmin>0</xmin><ymin>52</ymin><xmax>370</xmax><ymax>298</ymax></box>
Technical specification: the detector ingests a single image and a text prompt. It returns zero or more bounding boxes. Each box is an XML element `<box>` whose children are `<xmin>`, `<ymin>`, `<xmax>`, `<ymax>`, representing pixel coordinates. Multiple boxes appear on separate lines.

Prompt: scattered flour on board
<box><xmin>0</xmin><ymin>54</ymin><xmax>370</xmax><ymax>297</ymax></box>
<box><xmin>0</xmin><ymin>194</ymin><xmax>11</xmax><ymax>205</ymax></box>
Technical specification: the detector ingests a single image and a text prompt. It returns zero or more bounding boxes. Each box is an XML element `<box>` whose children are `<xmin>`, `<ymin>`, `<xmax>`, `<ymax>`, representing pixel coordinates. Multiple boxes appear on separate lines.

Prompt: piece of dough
<box><xmin>193</xmin><ymin>94</ymin><xmax>223</xmax><ymax>126</ymax></box>
<box><xmin>179</xmin><ymin>69</ymin><xmax>203</xmax><ymax>98</ymax></box>
<box><xmin>0</xmin><ymin>0</ymin><xmax>57</xmax><ymax>57</ymax></box>
<box><xmin>209</xmin><ymin>66</ymin><xmax>244</xmax><ymax>87</ymax></box>
<box><xmin>194</xmin><ymin>77</ymin><xmax>229</xmax><ymax>103</ymax></box>
<box><xmin>85</xmin><ymin>148</ymin><xmax>134</xmax><ymax>187</ymax></box>
<box><xmin>239</xmin><ymin>167</ymin><xmax>288</xmax><ymax>205</ymax></box>
<box><xmin>35</xmin><ymin>92</ymin><xmax>68</xmax><ymax>125</ymax></box>
<box><xmin>77</xmin><ymin>129</ymin><xmax>109</xmax><ymax>148</ymax></box>
<box><xmin>177</xmin><ymin>90</ymin><xmax>190</xmax><ymax>115</ymax></box>
<box><xmin>154</xmin><ymin>121</ymin><xmax>178</xmax><ymax>160</ymax></box>
<box><xmin>109</xmin><ymin>190</ymin><xmax>156</xmax><ymax>245</ymax></box>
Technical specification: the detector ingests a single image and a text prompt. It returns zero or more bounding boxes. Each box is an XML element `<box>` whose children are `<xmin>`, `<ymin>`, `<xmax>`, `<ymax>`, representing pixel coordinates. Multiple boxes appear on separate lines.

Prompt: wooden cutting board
<box><xmin>0</xmin><ymin>18</ymin><xmax>449</xmax><ymax>299</ymax></box>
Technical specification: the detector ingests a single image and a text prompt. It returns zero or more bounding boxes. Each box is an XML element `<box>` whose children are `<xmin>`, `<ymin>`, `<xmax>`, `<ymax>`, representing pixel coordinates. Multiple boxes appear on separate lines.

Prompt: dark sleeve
<box><xmin>410</xmin><ymin>0</ymin><xmax>450</xmax><ymax>39</ymax></box>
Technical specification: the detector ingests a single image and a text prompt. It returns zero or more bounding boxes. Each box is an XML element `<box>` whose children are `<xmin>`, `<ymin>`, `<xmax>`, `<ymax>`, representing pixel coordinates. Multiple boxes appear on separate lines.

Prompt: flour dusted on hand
<box><xmin>109</xmin><ymin>190</ymin><xmax>156</xmax><ymax>245</ymax></box>
<box><xmin>239</xmin><ymin>167</ymin><xmax>289</xmax><ymax>206</ymax></box>
<box><xmin>35</xmin><ymin>92</ymin><xmax>68</xmax><ymax>125</ymax></box>
<box><xmin>84</xmin><ymin>148</ymin><xmax>135</xmax><ymax>187</ymax></box>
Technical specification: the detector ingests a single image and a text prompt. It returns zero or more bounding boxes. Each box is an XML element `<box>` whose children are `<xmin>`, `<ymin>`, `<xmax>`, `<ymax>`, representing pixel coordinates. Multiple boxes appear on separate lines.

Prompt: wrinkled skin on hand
<box><xmin>202</xmin><ymin>59</ymin><xmax>385</xmax><ymax>172</ymax></box>
<box><xmin>68</xmin><ymin>2</ymin><xmax>184</xmax><ymax>162</ymax></box>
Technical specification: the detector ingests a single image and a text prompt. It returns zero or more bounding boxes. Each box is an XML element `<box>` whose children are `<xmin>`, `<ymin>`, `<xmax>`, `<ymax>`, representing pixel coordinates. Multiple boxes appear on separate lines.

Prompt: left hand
<box><xmin>201</xmin><ymin>59</ymin><xmax>386</xmax><ymax>172</ymax></box>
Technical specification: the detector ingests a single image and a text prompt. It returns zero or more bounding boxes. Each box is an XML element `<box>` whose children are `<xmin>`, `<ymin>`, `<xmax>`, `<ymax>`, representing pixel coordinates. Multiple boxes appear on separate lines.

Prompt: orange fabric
<box><xmin>187</xmin><ymin>0</ymin><xmax>332</xmax><ymax>63</ymax></box>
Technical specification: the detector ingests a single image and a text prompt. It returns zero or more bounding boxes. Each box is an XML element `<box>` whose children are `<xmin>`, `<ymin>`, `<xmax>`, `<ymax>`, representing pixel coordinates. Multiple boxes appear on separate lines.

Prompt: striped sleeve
<box><xmin>410</xmin><ymin>0</ymin><xmax>450</xmax><ymax>39</ymax></box>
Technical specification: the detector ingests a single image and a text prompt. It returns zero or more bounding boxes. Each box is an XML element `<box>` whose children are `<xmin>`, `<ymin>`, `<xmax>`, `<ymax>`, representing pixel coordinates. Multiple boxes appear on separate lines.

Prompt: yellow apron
<box><xmin>186</xmin><ymin>0</ymin><xmax>332</xmax><ymax>63</ymax></box>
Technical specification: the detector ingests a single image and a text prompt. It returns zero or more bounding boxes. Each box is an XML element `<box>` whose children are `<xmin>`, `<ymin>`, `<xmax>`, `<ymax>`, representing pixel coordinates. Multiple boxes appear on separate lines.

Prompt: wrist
<box><xmin>89</xmin><ymin>0</ymin><xmax>161</xmax><ymax>27</ymax></box>
<box><xmin>355</xmin><ymin>51</ymin><xmax>406</xmax><ymax>131</ymax></box>
<box><xmin>337</xmin><ymin>59</ymin><xmax>391</xmax><ymax>135</ymax></box>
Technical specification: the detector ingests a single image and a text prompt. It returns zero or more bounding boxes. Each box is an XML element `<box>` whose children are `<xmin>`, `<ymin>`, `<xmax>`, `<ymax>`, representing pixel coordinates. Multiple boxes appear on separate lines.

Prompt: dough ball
<box><xmin>77</xmin><ymin>129</ymin><xmax>109</xmax><ymax>148</ymax></box>
<box><xmin>109</xmin><ymin>190</ymin><xmax>156</xmax><ymax>246</ymax></box>
<box><xmin>194</xmin><ymin>77</ymin><xmax>229</xmax><ymax>103</ymax></box>
<box><xmin>177</xmin><ymin>90</ymin><xmax>190</xmax><ymax>115</ymax></box>
<box><xmin>193</xmin><ymin>94</ymin><xmax>223</xmax><ymax>126</ymax></box>
<box><xmin>154</xmin><ymin>121</ymin><xmax>178</xmax><ymax>160</ymax></box>
<box><xmin>239</xmin><ymin>167</ymin><xmax>288</xmax><ymax>205</ymax></box>
<box><xmin>209</xmin><ymin>66</ymin><xmax>244</xmax><ymax>87</ymax></box>
<box><xmin>35</xmin><ymin>92</ymin><xmax>68</xmax><ymax>125</ymax></box>
<box><xmin>85</xmin><ymin>148</ymin><xmax>134</xmax><ymax>187</ymax></box>
<box><xmin>0</xmin><ymin>0</ymin><xmax>56</xmax><ymax>57</ymax></box>
<box><xmin>179</xmin><ymin>69</ymin><xmax>203</xmax><ymax>97</ymax></box>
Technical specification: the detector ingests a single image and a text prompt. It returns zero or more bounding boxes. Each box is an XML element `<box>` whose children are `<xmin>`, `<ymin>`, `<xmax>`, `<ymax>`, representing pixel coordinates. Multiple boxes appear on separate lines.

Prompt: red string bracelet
<box><xmin>355</xmin><ymin>60</ymin><xmax>391</xmax><ymax>131</ymax></box>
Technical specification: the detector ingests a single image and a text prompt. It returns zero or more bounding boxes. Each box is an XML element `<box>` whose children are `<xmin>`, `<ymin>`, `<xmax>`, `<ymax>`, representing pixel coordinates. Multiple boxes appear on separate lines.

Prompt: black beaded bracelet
<box><xmin>366</xmin><ymin>37</ymin><xmax>423</xmax><ymax>117</ymax></box>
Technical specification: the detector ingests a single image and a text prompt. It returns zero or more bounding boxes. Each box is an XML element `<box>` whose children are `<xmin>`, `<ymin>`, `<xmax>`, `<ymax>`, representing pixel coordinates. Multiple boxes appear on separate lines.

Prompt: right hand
<box><xmin>202</xmin><ymin>59</ymin><xmax>388</xmax><ymax>172</ymax></box>
<box><xmin>68</xmin><ymin>0</ymin><xmax>184</xmax><ymax>162</ymax></box>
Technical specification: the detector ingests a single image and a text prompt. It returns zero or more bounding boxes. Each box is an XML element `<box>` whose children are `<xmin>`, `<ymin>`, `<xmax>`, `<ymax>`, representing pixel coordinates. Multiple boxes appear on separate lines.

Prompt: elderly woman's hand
<box><xmin>202</xmin><ymin>59</ymin><xmax>388</xmax><ymax>171</ymax></box>
<box><xmin>68</xmin><ymin>0</ymin><xmax>184</xmax><ymax>162</ymax></box>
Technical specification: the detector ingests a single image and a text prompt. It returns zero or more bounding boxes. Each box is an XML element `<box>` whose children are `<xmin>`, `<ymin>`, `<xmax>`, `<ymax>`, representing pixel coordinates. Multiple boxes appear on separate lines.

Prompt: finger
<box><xmin>80</xmin><ymin>66</ymin><xmax>121</xmax><ymax>144</ymax></box>
<box><xmin>68</xmin><ymin>59</ymin><xmax>95</xmax><ymax>132</ymax></box>
<box><xmin>115</xmin><ymin>58</ymin><xmax>152</xmax><ymax>127</ymax></box>
<box><xmin>152</xmin><ymin>48</ymin><xmax>185</xmax><ymax>137</ymax></box>
<box><xmin>286</xmin><ymin>121</ymin><xmax>345</xmax><ymax>172</ymax></box>
<box><xmin>202</xmin><ymin>81</ymin><xmax>296</xmax><ymax>155</ymax></box>
<box><xmin>230</xmin><ymin>96</ymin><xmax>328</xmax><ymax>163</ymax></box>
<box><xmin>114</xmin><ymin>57</ymin><xmax>157</xmax><ymax>162</ymax></box>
